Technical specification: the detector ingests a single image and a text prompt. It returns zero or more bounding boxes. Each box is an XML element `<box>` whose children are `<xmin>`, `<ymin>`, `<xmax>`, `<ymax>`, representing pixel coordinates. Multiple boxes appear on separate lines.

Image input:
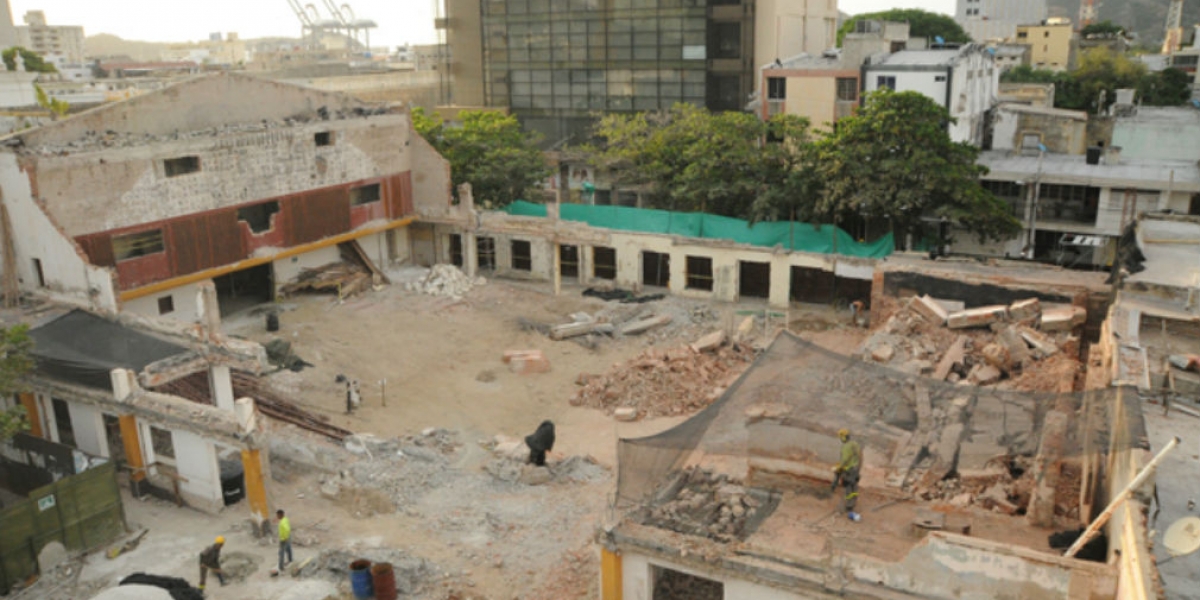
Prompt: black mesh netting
<box><xmin>617</xmin><ymin>332</ymin><xmax>1143</xmax><ymax>516</ymax></box>
<box><xmin>28</xmin><ymin>309</ymin><xmax>189</xmax><ymax>390</ymax></box>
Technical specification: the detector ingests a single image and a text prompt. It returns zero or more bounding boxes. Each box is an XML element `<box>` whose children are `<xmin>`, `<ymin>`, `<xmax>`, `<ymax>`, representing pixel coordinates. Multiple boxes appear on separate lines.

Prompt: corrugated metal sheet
<box><xmin>76</xmin><ymin>234</ymin><xmax>115</xmax><ymax>267</ymax></box>
<box><xmin>285</xmin><ymin>187</ymin><xmax>351</xmax><ymax>246</ymax></box>
<box><xmin>388</xmin><ymin>172</ymin><xmax>414</xmax><ymax>218</ymax></box>
<box><xmin>168</xmin><ymin>211</ymin><xmax>244</xmax><ymax>275</ymax></box>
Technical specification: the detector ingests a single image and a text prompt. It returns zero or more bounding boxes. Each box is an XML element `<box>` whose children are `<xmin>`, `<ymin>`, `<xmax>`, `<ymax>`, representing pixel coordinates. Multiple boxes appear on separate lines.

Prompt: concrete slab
<box><xmin>912</xmin><ymin>295</ymin><xmax>950</xmax><ymax>325</ymax></box>
<box><xmin>1144</xmin><ymin>407</ymin><xmax>1200</xmax><ymax>600</ymax></box>
<box><xmin>947</xmin><ymin>306</ymin><xmax>1009</xmax><ymax>329</ymax></box>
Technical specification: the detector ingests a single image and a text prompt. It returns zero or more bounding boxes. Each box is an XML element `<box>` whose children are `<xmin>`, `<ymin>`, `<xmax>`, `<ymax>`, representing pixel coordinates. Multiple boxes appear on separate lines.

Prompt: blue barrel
<box><xmin>350</xmin><ymin>559</ymin><xmax>373</xmax><ymax>598</ymax></box>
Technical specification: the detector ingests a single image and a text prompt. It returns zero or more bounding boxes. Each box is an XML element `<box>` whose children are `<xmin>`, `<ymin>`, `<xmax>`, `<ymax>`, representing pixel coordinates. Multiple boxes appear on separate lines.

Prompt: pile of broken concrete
<box><xmin>570</xmin><ymin>331</ymin><xmax>753</xmax><ymax>420</ymax></box>
<box><xmin>643</xmin><ymin>467</ymin><xmax>769</xmax><ymax>543</ymax></box>
<box><xmin>404</xmin><ymin>264</ymin><xmax>484</xmax><ymax>299</ymax></box>
<box><xmin>862</xmin><ymin>295</ymin><xmax>1085</xmax><ymax>392</ymax></box>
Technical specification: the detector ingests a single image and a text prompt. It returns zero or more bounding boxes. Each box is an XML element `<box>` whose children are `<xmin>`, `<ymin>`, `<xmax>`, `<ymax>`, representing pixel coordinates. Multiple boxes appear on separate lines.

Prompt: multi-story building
<box><xmin>759</xmin><ymin>20</ymin><xmax>912</xmax><ymax>130</ymax></box>
<box><xmin>1015</xmin><ymin>21</ymin><xmax>1074</xmax><ymax>71</ymax></box>
<box><xmin>0</xmin><ymin>73</ymin><xmax>451</xmax><ymax>322</ymax></box>
<box><xmin>956</xmin><ymin>0</ymin><xmax>1048</xmax><ymax>42</ymax></box>
<box><xmin>0</xmin><ymin>0</ymin><xmax>17</xmax><ymax>49</ymax></box>
<box><xmin>441</xmin><ymin>0</ymin><xmax>837</xmax><ymax>143</ymax></box>
<box><xmin>160</xmin><ymin>33</ymin><xmax>248</xmax><ymax>67</ymax></box>
<box><xmin>862</xmin><ymin>44</ymin><xmax>998</xmax><ymax>146</ymax></box>
<box><xmin>15</xmin><ymin>10</ymin><xmax>85</xmax><ymax>65</ymax></box>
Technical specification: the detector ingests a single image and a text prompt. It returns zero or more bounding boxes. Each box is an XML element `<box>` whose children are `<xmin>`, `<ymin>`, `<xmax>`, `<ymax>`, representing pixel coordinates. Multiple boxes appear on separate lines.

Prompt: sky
<box><xmin>8</xmin><ymin>0</ymin><xmax>957</xmax><ymax>50</ymax></box>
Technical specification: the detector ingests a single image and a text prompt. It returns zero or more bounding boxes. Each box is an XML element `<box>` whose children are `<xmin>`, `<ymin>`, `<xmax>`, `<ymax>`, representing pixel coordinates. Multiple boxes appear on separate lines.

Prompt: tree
<box><xmin>35</xmin><ymin>85</ymin><xmax>69</xmax><ymax>119</ymax></box>
<box><xmin>811</xmin><ymin>90</ymin><xmax>1021</xmax><ymax>244</ymax></box>
<box><xmin>2</xmin><ymin>46</ymin><xmax>56</xmax><ymax>73</ymax></box>
<box><xmin>412</xmin><ymin>108</ymin><xmax>550</xmax><ymax>208</ymax></box>
<box><xmin>1</xmin><ymin>324</ymin><xmax>33</xmax><ymax>443</ymax></box>
<box><xmin>591</xmin><ymin>103</ymin><xmax>815</xmax><ymax>218</ymax></box>
<box><xmin>1140</xmin><ymin>68</ymin><xmax>1193</xmax><ymax>106</ymax></box>
<box><xmin>1080</xmin><ymin>21</ymin><xmax>1126</xmax><ymax>38</ymax></box>
<box><xmin>1002</xmin><ymin>49</ymin><xmax>1190</xmax><ymax>112</ymax></box>
<box><xmin>837</xmin><ymin>9</ymin><xmax>970</xmax><ymax>47</ymax></box>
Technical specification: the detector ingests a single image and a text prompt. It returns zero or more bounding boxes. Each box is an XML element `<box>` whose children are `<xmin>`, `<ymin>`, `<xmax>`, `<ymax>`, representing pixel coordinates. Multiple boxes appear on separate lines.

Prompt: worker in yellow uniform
<box><xmin>831</xmin><ymin>428</ymin><xmax>862</xmax><ymax>522</ymax></box>
<box><xmin>198</xmin><ymin>536</ymin><xmax>226</xmax><ymax>589</ymax></box>
<box><xmin>276</xmin><ymin>509</ymin><xmax>293</xmax><ymax>574</ymax></box>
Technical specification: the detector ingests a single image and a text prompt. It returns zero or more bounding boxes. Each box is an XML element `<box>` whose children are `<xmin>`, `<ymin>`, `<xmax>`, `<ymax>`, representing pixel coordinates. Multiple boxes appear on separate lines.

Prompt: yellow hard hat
<box><xmin>215</xmin><ymin>536</ymin><xmax>225</xmax><ymax>545</ymax></box>
<box><xmin>838</xmin><ymin>428</ymin><xmax>850</xmax><ymax>438</ymax></box>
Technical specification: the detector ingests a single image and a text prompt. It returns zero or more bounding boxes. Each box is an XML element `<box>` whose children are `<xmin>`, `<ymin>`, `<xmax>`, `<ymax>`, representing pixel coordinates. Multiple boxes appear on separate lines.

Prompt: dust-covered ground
<box><xmin>14</xmin><ymin>268</ymin><xmax>867</xmax><ymax>600</ymax></box>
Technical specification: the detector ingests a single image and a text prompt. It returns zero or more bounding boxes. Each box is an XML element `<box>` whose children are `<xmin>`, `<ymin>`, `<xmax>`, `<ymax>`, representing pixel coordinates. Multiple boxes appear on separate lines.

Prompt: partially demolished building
<box><xmin>0</xmin><ymin>72</ymin><xmax>451</xmax><ymax>321</ymax></box>
<box><xmin>601</xmin><ymin>333</ymin><xmax>1151</xmax><ymax>600</ymax></box>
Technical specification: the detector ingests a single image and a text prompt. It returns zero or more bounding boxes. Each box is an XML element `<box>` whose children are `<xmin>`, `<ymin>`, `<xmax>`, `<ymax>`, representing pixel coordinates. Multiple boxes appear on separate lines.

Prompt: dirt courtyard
<box><xmin>20</xmin><ymin>267</ymin><xmax>867</xmax><ymax>600</ymax></box>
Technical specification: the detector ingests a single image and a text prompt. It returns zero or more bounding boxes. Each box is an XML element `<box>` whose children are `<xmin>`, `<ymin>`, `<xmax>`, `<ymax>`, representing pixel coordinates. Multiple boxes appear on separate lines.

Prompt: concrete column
<box><xmin>18</xmin><ymin>393</ymin><xmax>42</xmax><ymax>438</ymax></box>
<box><xmin>119</xmin><ymin>414</ymin><xmax>148</xmax><ymax>496</ymax></box>
<box><xmin>197</xmin><ymin>281</ymin><xmax>222</xmax><ymax>339</ymax></box>
<box><xmin>110</xmin><ymin>368</ymin><xmax>138</xmax><ymax>401</ymax></box>
<box><xmin>463</xmin><ymin>231</ymin><xmax>478</xmax><ymax>278</ymax></box>
<box><xmin>209</xmin><ymin>365</ymin><xmax>236</xmax><ymax>412</ymax></box>
<box><xmin>668</xmin><ymin>249</ymin><xmax>685</xmax><ymax>296</ymax></box>
<box><xmin>1027</xmin><ymin>409</ymin><xmax>1069</xmax><ymax>528</ymax></box>
<box><xmin>600</xmin><ymin>547</ymin><xmax>623</xmax><ymax>600</ymax></box>
<box><xmin>241</xmin><ymin>449</ymin><xmax>270</xmax><ymax>520</ymax></box>
<box><xmin>580</xmin><ymin>245</ymin><xmax>594</xmax><ymax>285</ymax></box>
<box><xmin>768</xmin><ymin>255</ymin><xmax>791</xmax><ymax>309</ymax></box>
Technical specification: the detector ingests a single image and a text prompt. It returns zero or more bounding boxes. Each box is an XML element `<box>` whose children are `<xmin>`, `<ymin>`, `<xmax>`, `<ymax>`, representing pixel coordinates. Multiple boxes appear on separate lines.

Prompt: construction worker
<box><xmin>276</xmin><ymin>509</ymin><xmax>293</xmax><ymax>574</ymax></box>
<box><xmin>831</xmin><ymin>428</ymin><xmax>862</xmax><ymax>521</ymax></box>
<box><xmin>198</xmin><ymin>536</ymin><xmax>226</xmax><ymax>589</ymax></box>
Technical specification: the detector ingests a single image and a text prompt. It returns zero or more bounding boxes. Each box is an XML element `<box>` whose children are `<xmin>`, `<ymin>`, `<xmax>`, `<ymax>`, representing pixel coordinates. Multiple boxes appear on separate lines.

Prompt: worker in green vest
<box><xmin>831</xmin><ymin>428</ymin><xmax>862</xmax><ymax>521</ymax></box>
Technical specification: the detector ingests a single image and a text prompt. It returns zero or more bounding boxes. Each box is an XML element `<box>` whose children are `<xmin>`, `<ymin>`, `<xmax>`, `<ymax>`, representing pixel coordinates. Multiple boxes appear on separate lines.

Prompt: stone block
<box><xmin>690</xmin><ymin>330</ymin><xmax>726</xmax><ymax>353</ymax></box>
<box><xmin>1019</xmin><ymin>327</ymin><xmax>1060</xmax><ymax>358</ymax></box>
<box><xmin>946</xmin><ymin>306</ymin><xmax>1009</xmax><ymax>329</ymax></box>
<box><xmin>970</xmin><ymin>364</ymin><xmax>1002</xmax><ymax>385</ymax></box>
<box><xmin>1008</xmin><ymin>298</ymin><xmax>1041</xmax><ymax>322</ymax></box>
<box><xmin>911</xmin><ymin>295</ymin><xmax>949</xmax><ymax>325</ymax></box>
<box><xmin>933</xmin><ymin>336</ymin><xmax>969</xmax><ymax>381</ymax></box>
<box><xmin>934</xmin><ymin>298</ymin><xmax>966</xmax><ymax>313</ymax></box>
<box><xmin>997</xmin><ymin>326</ymin><xmax>1033</xmax><ymax>367</ymax></box>
<box><xmin>506</xmin><ymin>350</ymin><xmax>551</xmax><ymax>374</ymax></box>
<box><xmin>1041</xmin><ymin>305</ymin><xmax>1086</xmax><ymax>332</ymax></box>
<box><xmin>871</xmin><ymin>343</ymin><xmax>895</xmax><ymax>363</ymax></box>
<box><xmin>613</xmin><ymin>407</ymin><xmax>639</xmax><ymax>422</ymax></box>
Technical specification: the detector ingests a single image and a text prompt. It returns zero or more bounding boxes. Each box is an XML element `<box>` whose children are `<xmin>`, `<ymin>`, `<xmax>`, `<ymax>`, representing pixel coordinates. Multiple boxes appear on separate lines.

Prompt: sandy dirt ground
<box><xmin>14</xmin><ymin>268</ymin><xmax>867</xmax><ymax>600</ymax></box>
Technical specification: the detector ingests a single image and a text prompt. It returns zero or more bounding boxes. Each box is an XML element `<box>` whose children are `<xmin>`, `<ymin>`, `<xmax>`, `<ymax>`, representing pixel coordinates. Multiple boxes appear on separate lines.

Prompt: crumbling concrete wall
<box><xmin>0</xmin><ymin>154</ymin><xmax>119</xmax><ymax>310</ymax></box>
<box><xmin>273</xmin><ymin>245</ymin><xmax>342</xmax><ymax>289</ymax></box>
<box><xmin>28</xmin><ymin>116</ymin><xmax>411</xmax><ymax>237</ymax></box>
<box><xmin>18</xmin><ymin>73</ymin><xmax>368</xmax><ymax>144</ymax></box>
<box><xmin>1103</xmin><ymin>389</ymin><xmax>1156</xmax><ymax>600</ymax></box>
<box><xmin>121</xmin><ymin>280</ymin><xmax>207</xmax><ymax>323</ymax></box>
<box><xmin>437</xmin><ymin>213</ymin><xmax>874</xmax><ymax>309</ymax></box>
<box><xmin>170</xmin><ymin>429</ymin><xmax>224</xmax><ymax>513</ymax></box>
<box><xmin>409</xmin><ymin>128</ymin><xmax>453</xmax><ymax>218</ymax></box>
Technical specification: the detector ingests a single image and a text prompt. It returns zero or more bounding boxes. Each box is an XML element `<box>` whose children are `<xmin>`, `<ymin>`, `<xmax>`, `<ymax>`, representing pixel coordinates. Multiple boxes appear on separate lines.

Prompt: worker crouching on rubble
<box><xmin>831</xmin><ymin>428</ymin><xmax>862</xmax><ymax>522</ymax></box>
<box><xmin>198</xmin><ymin>536</ymin><xmax>226</xmax><ymax>589</ymax></box>
<box><xmin>525</xmin><ymin>420</ymin><xmax>556</xmax><ymax>466</ymax></box>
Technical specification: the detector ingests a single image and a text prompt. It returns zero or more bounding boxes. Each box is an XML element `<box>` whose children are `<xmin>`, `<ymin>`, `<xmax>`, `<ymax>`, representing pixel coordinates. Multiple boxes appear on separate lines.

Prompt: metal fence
<box><xmin>0</xmin><ymin>461</ymin><xmax>126</xmax><ymax>594</ymax></box>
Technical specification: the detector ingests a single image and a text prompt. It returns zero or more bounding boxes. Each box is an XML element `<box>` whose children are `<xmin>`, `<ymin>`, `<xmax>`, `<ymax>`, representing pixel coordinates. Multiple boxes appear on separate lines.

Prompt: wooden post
<box><xmin>241</xmin><ymin>449</ymin><xmax>270</xmax><ymax>521</ymax></box>
<box><xmin>1065</xmin><ymin>436</ymin><xmax>1180</xmax><ymax>558</ymax></box>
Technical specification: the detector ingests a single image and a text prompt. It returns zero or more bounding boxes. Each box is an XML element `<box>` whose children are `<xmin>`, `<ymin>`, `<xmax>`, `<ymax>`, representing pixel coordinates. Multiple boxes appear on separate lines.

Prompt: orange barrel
<box><xmin>371</xmin><ymin>562</ymin><xmax>397</xmax><ymax>600</ymax></box>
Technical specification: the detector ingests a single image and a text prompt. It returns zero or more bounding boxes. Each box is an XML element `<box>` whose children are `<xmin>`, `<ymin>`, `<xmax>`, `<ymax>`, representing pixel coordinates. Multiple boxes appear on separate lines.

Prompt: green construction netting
<box><xmin>503</xmin><ymin>201</ymin><xmax>894</xmax><ymax>259</ymax></box>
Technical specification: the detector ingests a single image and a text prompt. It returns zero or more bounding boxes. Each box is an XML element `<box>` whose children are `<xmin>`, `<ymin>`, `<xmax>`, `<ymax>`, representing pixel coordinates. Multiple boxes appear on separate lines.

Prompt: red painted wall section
<box><xmin>72</xmin><ymin>172</ymin><xmax>415</xmax><ymax>291</ymax></box>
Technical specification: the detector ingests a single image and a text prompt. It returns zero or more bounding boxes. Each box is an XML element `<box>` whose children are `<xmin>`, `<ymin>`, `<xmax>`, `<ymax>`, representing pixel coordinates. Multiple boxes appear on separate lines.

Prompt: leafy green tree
<box><xmin>1140</xmin><ymin>68</ymin><xmax>1193</xmax><ymax>106</ymax></box>
<box><xmin>35</xmin><ymin>85</ymin><xmax>69</xmax><ymax>119</ymax></box>
<box><xmin>837</xmin><ymin>9</ymin><xmax>970</xmax><ymax>47</ymax></box>
<box><xmin>811</xmin><ymin>90</ymin><xmax>1020</xmax><ymax>244</ymax></box>
<box><xmin>1080</xmin><ymin>21</ymin><xmax>1126</xmax><ymax>38</ymax></box>
<box><xmin>412</xmin><ymin>108</ymin><xmax>550</xmax><ymax>208</ymax></box>
<box><xmin>1</xmin><ymin>324</ymin><xmax>33</xmax><ymax>443</ymax></box>
<box><xmin>591</xmin><ymin>103</ymin><xmax>815</xmax><ymax>218</ymax></box>
<box><xmin>2</xmin><ymin>47</ymin><xmax>56</xmax><ymax>73</ymax></box>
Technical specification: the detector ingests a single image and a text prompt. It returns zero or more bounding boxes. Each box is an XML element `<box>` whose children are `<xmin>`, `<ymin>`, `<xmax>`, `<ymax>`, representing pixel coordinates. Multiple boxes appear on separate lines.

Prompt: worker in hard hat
<box><xmin>831</xmin><ymin>428</ymin><xmax>862</xmax><ymax>521</ymax></box>
<box><xmin>198</xmin><ymin>536</ymin><xmax>227</xmax><ymax>589</ymax></box>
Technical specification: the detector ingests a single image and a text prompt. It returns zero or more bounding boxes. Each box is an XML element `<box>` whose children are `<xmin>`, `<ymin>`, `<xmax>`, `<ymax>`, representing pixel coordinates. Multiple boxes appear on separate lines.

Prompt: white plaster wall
<box><xmin>66</xmin><ymin>402</ymin><xmax>104</xmax><ymax>457</ymax></box>
<box><xmin>621</xmin><ymin>552</ymin><xmax>803</xmax><ymax>600</ymax></box>
<box><xmin>121</xmin><ymin>280</ymin><xmax>208</xmax><ymax>324</ymax></box>
<box><xmin>0</xmin><ymin>153</ymin><xmax>119</xmax><ymax>311</ymax></box>
<box><xmin>173</xmin><ymin>429</ymin><xmax>223</xmax><ymax>512</ymax></box>
<box><xmin>273</xmin><ymin>245</ymin><xmax>342</xmax><ymax>287</ymax></box>
<box><xmin>865</xmin><ymin>69</ymin><xmax>948</xmax><ymax>107</ymax></box>
<box><xmin>390</xmin><ymin>226</ymin><xmax>412</xmax><ymax>265</ymax></box>
<box><xmin>356</xmin><ymin>231</ymin><xmax>390</xmax><ymax>272</ymax></box>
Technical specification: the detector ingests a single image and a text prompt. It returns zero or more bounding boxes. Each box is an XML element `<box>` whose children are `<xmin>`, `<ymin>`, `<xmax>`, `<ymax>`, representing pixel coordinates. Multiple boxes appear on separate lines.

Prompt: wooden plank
<box><xmin>933</xmin><ymin>336</ymin><xmax>968</xmax><ymax>381</ymax></box>
<box><xmin>345</xmin><ymin>239</ymin><xmax>390</xmax><ymax>285</ymax></box>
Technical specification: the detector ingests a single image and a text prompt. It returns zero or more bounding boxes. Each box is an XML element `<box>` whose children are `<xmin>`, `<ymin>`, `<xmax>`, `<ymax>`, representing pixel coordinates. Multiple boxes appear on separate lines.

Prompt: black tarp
<box><xmin>28</xmin><ymin>310</ymin><xmax>189</xmax><ymax>390</ymax></box>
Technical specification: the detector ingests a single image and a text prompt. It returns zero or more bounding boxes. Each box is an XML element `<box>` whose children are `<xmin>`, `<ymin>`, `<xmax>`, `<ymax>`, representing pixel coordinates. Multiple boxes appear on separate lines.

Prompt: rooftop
<box><xmin>1127</xmin><ymin>215</ymin><xmax>1200</xmax><ymax>291</ymax></box>
<box><xmin>872</xmin><ymin>48</ymin><xmax>964</xmax><ymax>67</ymax></box>
<box><xmin>997</xmin><ymin>102</ymin><xmax>1088</xmax><ymax>121</ymax></box>
<box><xmin>1113</xmin><ymin>105</ymin><xmax>1200</xmax><ymax>126</ymax></box>
<box><xmin>978</xmin><ymin>151</ymin><xmax>1200</xmax><ymax>192</ymax></box>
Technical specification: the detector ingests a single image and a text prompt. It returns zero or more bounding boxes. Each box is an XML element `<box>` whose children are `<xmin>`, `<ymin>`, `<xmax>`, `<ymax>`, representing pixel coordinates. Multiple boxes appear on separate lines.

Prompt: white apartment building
<box><xmin>15</xmin><ymin>10</ymin><xmax>85</xmax><ymax>64</ymax></box>
<box><xmin>956</xmin><ymin>0</ymin><xmax>1048</xmax><ymax>42</ymax></box>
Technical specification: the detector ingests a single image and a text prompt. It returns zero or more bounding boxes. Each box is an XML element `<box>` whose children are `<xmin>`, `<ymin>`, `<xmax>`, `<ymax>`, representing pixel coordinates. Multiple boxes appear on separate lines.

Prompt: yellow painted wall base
<box><xmin>242</xmin><ymin>449</ymin><xmax>269</xmax><ymax>520</ymax></box>
<box><xmin>18</xmin><ymin>393</ymin><xmax>41</xmax><ymax>438</ymax></box>
<box><xmin>601</xmin><ymin>547</ymin><xmax>622</xmax><ymax>600</ymax></box>
<box><xmin>119</xmin><ymin>415</ymin><xmax>145</xmax><ymax>482</ymax></box>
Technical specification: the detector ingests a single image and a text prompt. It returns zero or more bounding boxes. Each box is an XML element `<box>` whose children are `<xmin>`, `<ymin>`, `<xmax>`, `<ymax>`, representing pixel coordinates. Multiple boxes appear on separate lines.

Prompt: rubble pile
<box><xmin>404</xmin><ymin>264</ymin><xmax>485</xmax><ymax>299</ymax></box>
<box><xmin>320</xmin><ymin>429</ymin><xmax>465</xmax><ymax>514</ymax></box>
<box><xmin>483</xmin><ymin>435</ymin><xmax>610</xmax><ymax>485</ymax></box>
<box><xmin>570</xmin><ymin>336</ymin><xmax>754</xmax><ymax>419</ymax></box>
<box><xmin>643</xmin><ymin>467</ymin><xmax>773</xmax><ymax>543</ymax></box>
<box><xmin>861</xmin><ymin>295</ymin><xmax>1084</xmax><ymax>392</ymax></box>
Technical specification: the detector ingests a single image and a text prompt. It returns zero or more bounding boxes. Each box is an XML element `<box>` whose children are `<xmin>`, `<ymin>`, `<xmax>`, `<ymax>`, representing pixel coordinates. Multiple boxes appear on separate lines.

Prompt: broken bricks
<box><xmin>946</xmin><ymin>305</ymin><xmax>1009</xmax><ymax>329</ymax></box>
<box><xmin>502</xmin><ymin>349</ymin><xmax>551</xmax><ymax>374</ymax></box>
